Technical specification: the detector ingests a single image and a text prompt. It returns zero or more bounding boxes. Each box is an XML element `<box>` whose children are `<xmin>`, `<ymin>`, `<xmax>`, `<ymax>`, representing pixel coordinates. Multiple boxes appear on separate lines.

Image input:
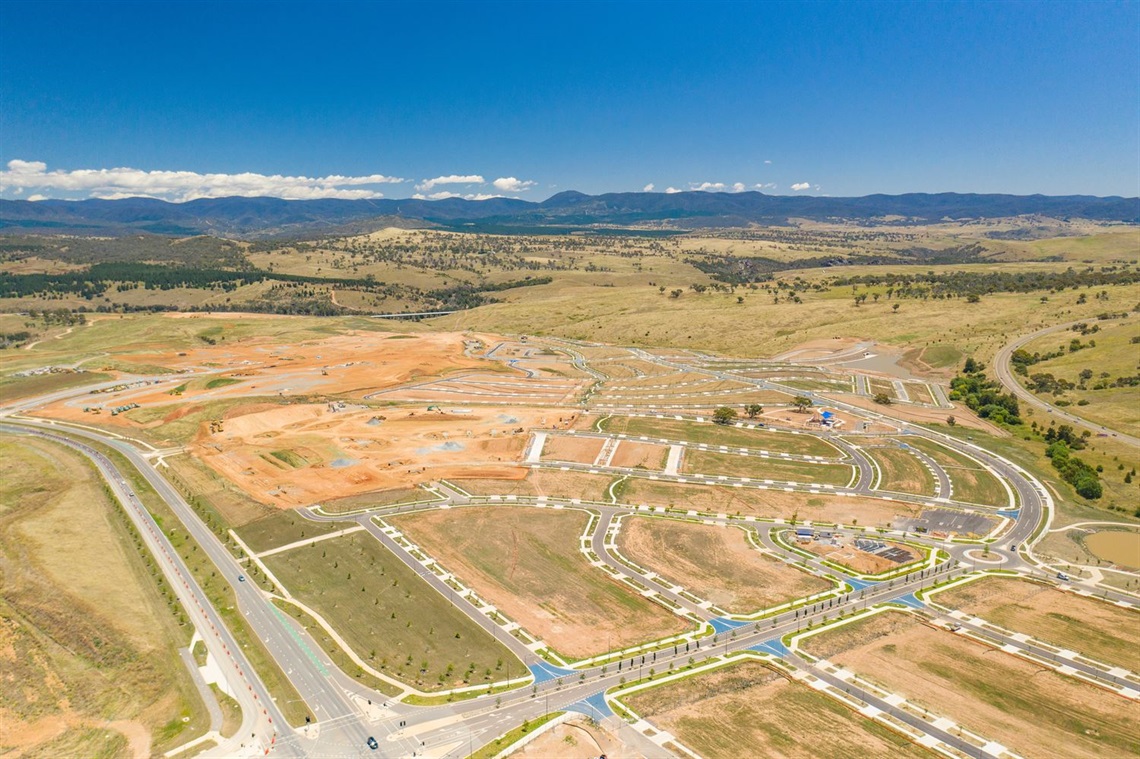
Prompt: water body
<box><xmin>1086</xmin><ymin>531</ymin><xmax>1140</xmax><ymax>569</ymax></box>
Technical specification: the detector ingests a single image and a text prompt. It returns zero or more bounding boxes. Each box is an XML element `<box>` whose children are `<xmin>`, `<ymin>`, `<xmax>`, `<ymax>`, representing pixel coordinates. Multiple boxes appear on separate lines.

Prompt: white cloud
<box><xmin>492</xmin><ymin>176</ymin><xmax>536</xmax><ymax>193</ymax></box>
<box><xmin>691</xmin><ymin>181</ymin><xmax>751</xmax><ymax>192</ymax></box>
<box><xmin>643</xmin><ymin>183</ymin><xmax>655</xmax><ymax>192</ymax></box>
<box><xmin>0</xmin><ymin>159</ymin><xmax>406</xmax><ymax>202</ymax></box>
<box><xmin>412</xmin><ymin>191</ymin><xmax>504</xmax><ymax>201</ymax></box>
<box><xmin>27</xmin><ymin>193</ymin><xmax>47</xmax><ymax>201</ymax></box>
<box><xmin>764</xmin><ymin>160</ymin><xmax>772</xmax><ymax>164</ymax></box>
<box><xmin>754</xmin><ymin>182</ymin><xmax>777</xmax><ymax>190</ymax></box>
<box><xmin>665</xmin><ymin>186</ymin><xmax>682</xmax><ymax>194</ymax></box>
<box><xmin>415</xmin><ymin>174</ymin><xmax>484</xmax><ymax>192</ymax></box>
<box><xmin>791</xmin><ymin>182</ymin><xmax>811</xmax><ymax>191</ymax></box>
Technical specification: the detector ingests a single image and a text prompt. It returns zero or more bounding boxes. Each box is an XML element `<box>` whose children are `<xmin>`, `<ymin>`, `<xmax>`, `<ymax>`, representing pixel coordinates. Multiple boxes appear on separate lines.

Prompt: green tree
<box><xmin>745</xmin><ymin>403</ymin><xmax>764</xmax><ymax>418</ymax></box>
<box><xmin>793</xmin><ymin>396</ymin><xmax>813</xmax><ymax>413</ymax></box>
<box><xmin>712</xmin><ymin>406</ymin><xmax>738</xmax><ymax>425</ymax></box>
<box><xmin>873</xmin><ymin>392</ymin><xmax>892</xmax><ymax>405</ymax></box>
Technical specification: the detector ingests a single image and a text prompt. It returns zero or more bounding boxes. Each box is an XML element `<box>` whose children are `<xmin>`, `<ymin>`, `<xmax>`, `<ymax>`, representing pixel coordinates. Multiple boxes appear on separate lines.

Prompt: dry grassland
<box><xmin>391</xmin><ymin>507</ymin><xmax>692</xmax><ymax>658</ymax></box>
<box><xmin>623</xmin><ymin>659</ymin><xmax>931</xmax><ymax>759</ymax></box>
<box><xmin>903</xmin><ymin>439</ymin><xmax>1009</xmax><ymax>507</ymax></box>
<box><xmin>0</xmin><ymin>436</ymin><xmax>205</xmax><ymax>755</ymax></box>
<box><xmin>599</xmin><ymin>416</ymin><xmax>841</xmax><ymax>457</ymax></box>
<box><xmin>455</xmin><ymin>470</ymin><xmax>616</xmax><ymax>501</ymax></box>
<box><xmin>609</xmin><ymin>441</ymin><xmax>669</xmax><ymax>470</ymax></box>
<box><xmin>682</xmin><ymin>449</ymin><xmax>854</xmax><ymax>485</ymax></box>
<box><xmin>933</xmin><ymin>576</ymin><xmax>1140</xmax><ymax>671</ymax></box>
<box><xmin>618</xmin><ymin>518</ymin><xmax>832</xmax><ymax>612</ymax></box>
<box><xmin>867</xmin><ymin>447</ymin><xmax>936</xmax><ymax>496</ymax></box>
<box><xmin>802</xmin><ymin>611</ymin><xmax>1140</xmax><ymax>759</ymax></box>
<box><xmin>621</xmin><ymin>479</ymin><xmax>919</xmax><ymax>526</ymax></box>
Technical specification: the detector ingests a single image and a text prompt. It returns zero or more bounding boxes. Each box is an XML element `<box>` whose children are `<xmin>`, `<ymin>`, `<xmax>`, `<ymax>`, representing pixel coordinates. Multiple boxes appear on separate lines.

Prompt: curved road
<box><xmin>4</xmin><ymin>344</ymin><xmax>1137</xmax><ymax>759</ymax></box>
<box><xmin>993</xmin><ymin>319</ymin><xmax>1140</xmax><ymax>447</ymax></box>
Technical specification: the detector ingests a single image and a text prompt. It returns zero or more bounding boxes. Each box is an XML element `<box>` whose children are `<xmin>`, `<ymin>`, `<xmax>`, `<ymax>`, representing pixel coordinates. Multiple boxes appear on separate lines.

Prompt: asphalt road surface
<box><xmin>4</xmin><ymin>342</ymin><xmax>1137</xmax><ymax>759</ymax></box>
<box><xmin>993</xmin><ymin>320</ymin><xmax>1140</xmax><ymax>447</ymax></box>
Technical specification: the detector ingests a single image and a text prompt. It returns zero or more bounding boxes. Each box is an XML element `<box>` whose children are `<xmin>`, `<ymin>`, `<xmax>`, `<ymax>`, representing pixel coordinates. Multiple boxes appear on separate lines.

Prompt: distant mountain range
<box><xmin>1</xmin><ymin>191</ymin><xmax>1137</xmax><ymax>238</ymax></box>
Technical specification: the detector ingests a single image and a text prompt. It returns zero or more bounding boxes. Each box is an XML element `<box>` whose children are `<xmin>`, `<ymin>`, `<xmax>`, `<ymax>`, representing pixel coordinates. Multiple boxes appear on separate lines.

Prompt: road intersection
<box><xmin>2</xmin><ymin>332</ymin><xmax>1138</xmax><ymax>759</ymax></box>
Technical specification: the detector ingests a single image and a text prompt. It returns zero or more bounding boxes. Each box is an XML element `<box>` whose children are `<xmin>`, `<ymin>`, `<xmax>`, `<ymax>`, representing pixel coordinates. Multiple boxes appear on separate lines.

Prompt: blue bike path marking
<box><xmin>750</xmin><ymin>637</ymin><xmax>791</xmax><ymax>657</ymax></box>
<box><xmin>529</xmin><ymin>661</ymin><xmax>577</xmax><ymax>684</ymax></box>
<box><xmin>710</xmin><ymin>617</ymin><xmax>749</xmax><ymax>634</ymax></box>
<box><xmin>567</xmin><ymin>690</ymin><xmax>614</xmax><ymax>719</ymax></box>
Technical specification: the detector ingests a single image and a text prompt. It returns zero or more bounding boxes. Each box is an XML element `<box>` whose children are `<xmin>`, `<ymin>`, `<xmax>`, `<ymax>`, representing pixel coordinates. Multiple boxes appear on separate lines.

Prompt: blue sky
<box><xmin>1</xmin><ymin>0</ymin><xmax>1137</xmax><ymax>201</ymax></box>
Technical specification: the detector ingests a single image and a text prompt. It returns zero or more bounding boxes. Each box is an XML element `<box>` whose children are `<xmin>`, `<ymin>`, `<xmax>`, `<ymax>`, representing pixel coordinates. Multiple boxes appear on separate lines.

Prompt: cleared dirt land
<box><xmin>801</xmin><ymin>611</ymin><xmax>1140</xmax><ymax>759</ymax></box>
<box><xmin>866</xmin><ymin>447</ymin><xmax>936</xmax><ymax>496</ymax></box>
<box><xmin>263</xmin><ymin>532</ymin><xmax>521</xmax><ymax>691</ymax></box>
<box><xmin>623</xmin><ymin>659</ymin><xmax>931</xmax><ymax>759</ymax></box>
<box><xmin>617</xmin><ymin>518</ymin><xmax>832</xmax><ymax>613</ymax></box>
<box><xmin>0</xmin><ymin>436</ymin><xmax>206</xmax><ymax>756</ymax></box>
<box><xmin>622</xmin><ymin>479</ymin><xmax>920</xmax><ymax>526</ymax></box>
<box><xmin>539</xmin><ymin>434</ymin><xmax>606</xmax><ymax>464</ymax></box>
<box><xmin>599</xmin><ymin>416</ymin><xmax>841</xmax><ymax>457</ymax></box>
<box><xmin>391</xmin><ymin>507</ymin><xmax>693</xmax><ymax>659</ymax></box>
<box><xmin>609</xmin><ymin>440</ymin><xmax>669</xmax><ymax>470</ymax></box>
<box><xmin>506</xmin><ymin>717</ymin><xmax>643</xmax><ymax>759</ymax></box>
<box><xmin>31</xmin><ymin>328</ymin><xmax>576</xmax><ymax>506</ymax></box>
<box><xmin>803</xmin><ymin>539</ymin><xmax>921</xmax><ymax>575</ymax></box>
<box><xmin>454</xmin><ymin>470</ymin><xmax>616</xmax><ymax>501</ymax></box>
<box><xmin>682</xmin><ymin>449</ymin><xmax>853</xmax><ymax>485</ymax></box>
<box><xmin>933</xmin><ymin>576</ymin><xmax>1140</xmax><ymax>672</ymax></box>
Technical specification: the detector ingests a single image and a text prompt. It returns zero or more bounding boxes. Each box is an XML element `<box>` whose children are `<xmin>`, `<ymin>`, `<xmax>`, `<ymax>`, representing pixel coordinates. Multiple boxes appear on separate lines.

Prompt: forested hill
<box><xmin>1</xmin><ymin>191</ymin><xmax>1137</xmax><ymax>238</ymax></box>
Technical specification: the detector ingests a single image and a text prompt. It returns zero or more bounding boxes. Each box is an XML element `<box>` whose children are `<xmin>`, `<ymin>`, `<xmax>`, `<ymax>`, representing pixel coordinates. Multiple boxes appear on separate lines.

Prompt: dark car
<box><xmin>237</xmin><ymin>575</ymin><xmax>245</xmax><ymax>582</ymax></box>
<box><xmin>366</xmin><ymin>736</ymin><xmax>379</xmax><ymax>750</ymax></box>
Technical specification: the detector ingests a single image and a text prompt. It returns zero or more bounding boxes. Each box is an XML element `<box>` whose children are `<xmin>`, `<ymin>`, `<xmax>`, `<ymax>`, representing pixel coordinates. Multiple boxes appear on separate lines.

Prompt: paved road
<box><xmin>2</xmin><ymin>421</ymin><xmax>386</xmax><ymax>757</ymax></box>
<box><xmin>993</xmin><ymin>320</ymin><xmax>1140</xmax><ymax>447</ymax></box>
<box><xmin>0</xmin><ymin>424</ymin><xmax>287</xmax><ymax>757</ymax></box>
<box><xmin>6</xmin><ymin>341</ymin><xmax>1138</xmax><ymax>759</ymax></box>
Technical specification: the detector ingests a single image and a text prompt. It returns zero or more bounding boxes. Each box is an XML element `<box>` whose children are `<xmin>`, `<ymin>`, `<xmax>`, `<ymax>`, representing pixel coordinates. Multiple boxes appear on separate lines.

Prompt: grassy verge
<box><xmin>271</xmin><ymin>600</ymin><xmax>404</xmax><ymax>698</ymax></box>
<box><xmin>468</xmin><ymin>712</ymin><xmax>564</xmax><ymax>759</ymax></box>
<box><xmin>234</xmin><ymin>509</ymin><xmax>350</xmax><ymax>554</ymax></box>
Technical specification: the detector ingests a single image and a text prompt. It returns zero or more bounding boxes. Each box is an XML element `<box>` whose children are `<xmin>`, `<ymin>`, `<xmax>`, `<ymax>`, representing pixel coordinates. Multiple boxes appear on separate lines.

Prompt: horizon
<box><xmin>2</xmin><ymin>0</ymin><xmax>1138</xmax><ymax>201</ymax></box>
<box><xmin>4</xmin><ymin>186</ymin><xmax>1139</xmax><ymax>206</ymax></box>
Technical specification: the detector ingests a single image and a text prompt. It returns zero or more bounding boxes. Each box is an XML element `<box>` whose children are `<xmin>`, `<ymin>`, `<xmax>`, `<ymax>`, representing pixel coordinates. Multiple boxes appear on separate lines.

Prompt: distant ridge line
<box><xmin>1</xmin><ymin>190</ymin><xmax>1136</xmax><ymax>238</ymax></box>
